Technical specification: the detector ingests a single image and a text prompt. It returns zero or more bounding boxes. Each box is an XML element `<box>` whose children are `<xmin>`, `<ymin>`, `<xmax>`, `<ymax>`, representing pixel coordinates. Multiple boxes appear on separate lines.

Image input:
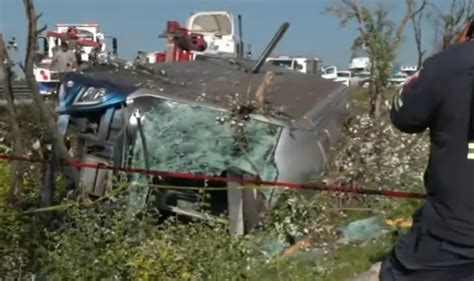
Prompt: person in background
<box><xmin>379</xmin><ymin>33</ymin><xmax>474</xmax><ymax>280</ymax></box>
<box><xmin>50</xmin><ymin>41</ymin><xmax>77</xmax><ymax>78</ymax></box>
<box><xmin>65</xmin><ymin>28</ymin><xmax>81</xmax><ymax>67</ymax></box>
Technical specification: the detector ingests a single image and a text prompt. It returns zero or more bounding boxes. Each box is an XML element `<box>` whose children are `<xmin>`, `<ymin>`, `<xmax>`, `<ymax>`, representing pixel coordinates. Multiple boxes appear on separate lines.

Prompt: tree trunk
<box><xmin>368</xmin><ymin>56</ymin><xmax>381</xmax><ymax>119</ymax></box>
<box><xmin>22</xmin><ymin>0</ymin><xmax>79</xmax><ymax>198</ymax></box>
<box><xmin>370</xmin><ymin>90</ymin><xmax>383</xmax><ymax>119</ymax></box>
<box><xmin>0</xmin><ymin>34</ymin><xmax>26</xmax><ymax>204</ymax></box>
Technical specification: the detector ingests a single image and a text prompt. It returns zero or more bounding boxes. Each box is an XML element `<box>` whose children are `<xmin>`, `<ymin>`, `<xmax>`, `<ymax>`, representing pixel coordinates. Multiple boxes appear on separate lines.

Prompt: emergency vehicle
<box><xmin>35</xmin><ymin>23</ymin><xmax>117</xmax><ymax>95</ymax></box>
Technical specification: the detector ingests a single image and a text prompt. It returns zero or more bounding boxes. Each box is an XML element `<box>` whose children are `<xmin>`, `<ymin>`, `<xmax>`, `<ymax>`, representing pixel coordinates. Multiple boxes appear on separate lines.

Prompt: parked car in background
<box><xmin>321</xmin><ymin>65</ymin><xmax>338</xmax><ymax>79</ymax></box>
<box><xmin>352</xmin><ymin>71</ymin><xmax>371</xmax><ymax>88</ymax></box>
<box><xmin>387</xmin><ymin>72</ymin><xmax>408</xmax><ymax>88</ymax></box>
<box><xmin>334</xmin><ymin>70</ymin><xmax>351</xmax><ymax>87</ymax></box>
<box><xmin>266</xmin><ymin>56</ymin><xmax>321</xmax><ymax>75</ymax></box>
<box><xmin>321</xmin><ymin>67</ymin><xmax>354</xmax><ymax>87</ymax></box>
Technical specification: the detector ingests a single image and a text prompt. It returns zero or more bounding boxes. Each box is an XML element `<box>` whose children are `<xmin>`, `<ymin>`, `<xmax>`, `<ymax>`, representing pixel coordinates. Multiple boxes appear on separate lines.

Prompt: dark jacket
<box><xmin>391</xmin><ymin>40</ymin><xmax>474</xmax><ymax>246</ymax></box>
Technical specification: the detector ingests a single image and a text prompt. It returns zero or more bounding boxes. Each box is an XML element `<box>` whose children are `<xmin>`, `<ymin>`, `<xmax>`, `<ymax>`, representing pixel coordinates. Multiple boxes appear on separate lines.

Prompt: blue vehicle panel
<box><xmin>57</xmin><ymin>72</ymin><xmax>136</xmax><ymax>114</ymax></box>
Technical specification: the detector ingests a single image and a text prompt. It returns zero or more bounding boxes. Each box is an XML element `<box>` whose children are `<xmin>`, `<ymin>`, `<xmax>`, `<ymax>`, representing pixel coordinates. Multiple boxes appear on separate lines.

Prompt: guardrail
<box><xmin>0</xmin><ymin>83</ymin><xmax>57</xmax><ymax>105</ymax></box>
<box><xmin>0</xmin><ymin>84</ymin><xmax>31</xmax><ymax>99</ymax></box>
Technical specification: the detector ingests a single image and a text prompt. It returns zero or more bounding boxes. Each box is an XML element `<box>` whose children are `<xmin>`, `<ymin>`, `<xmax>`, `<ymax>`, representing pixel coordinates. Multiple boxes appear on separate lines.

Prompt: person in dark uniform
<box><xmin>379</xmin><ymin>37</ymin><xmax>474</xmax><ymax>280</ymax></box>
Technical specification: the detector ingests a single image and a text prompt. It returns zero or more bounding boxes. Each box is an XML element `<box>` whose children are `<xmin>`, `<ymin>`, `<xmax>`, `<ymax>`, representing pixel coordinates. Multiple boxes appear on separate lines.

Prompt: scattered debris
<box><xmin>340</xmin><ymin>216</ymin><xmax>387</xmax><ymax>243</ymax></box>
<box><xmin>255</xmin><ymin>236</ymin><xmax>290</xmax><ymax>259</ymax></box>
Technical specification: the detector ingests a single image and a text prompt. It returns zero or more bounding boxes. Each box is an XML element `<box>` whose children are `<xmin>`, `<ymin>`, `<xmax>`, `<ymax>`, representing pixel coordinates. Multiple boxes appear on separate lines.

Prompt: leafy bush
<box><xmin>36</xmin><ymin>202</ymin><xmax>265</xmax><ymax>280</ymax></box>
<box><xmin>0</xmin><ymin>162</ymin><xmax>44</xmax><ymax>280</ymax></box>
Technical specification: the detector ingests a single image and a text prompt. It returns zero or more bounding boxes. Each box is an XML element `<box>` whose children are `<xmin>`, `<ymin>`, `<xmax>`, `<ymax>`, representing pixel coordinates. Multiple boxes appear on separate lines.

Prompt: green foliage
<box><xmin>316</xmin><ymin>234</ymin><xmax>394</xmax><ymax>280</ymax></box>
<box><xmin>35</xmin><ymin>202</ymin><xmax>266</xmax><ymax>281</ymax></box>
<box><xmin>0</xmin><ymin>162</ymin><xmax>43</xmax><ymax>280</ymax></box>
<box><xmin>0</xmin><ymin>89</ymin><xmax>431</xmax><ymax>280</ymax></box>
<box><xmin>355</xmin><ymin>5</ymin><xmax>397</xmax><ymax>89</ymax></box>
<box><xmin>326</xmin><ymin>1</ymin><xmax>412</xmax><ymax>117</ymax></box>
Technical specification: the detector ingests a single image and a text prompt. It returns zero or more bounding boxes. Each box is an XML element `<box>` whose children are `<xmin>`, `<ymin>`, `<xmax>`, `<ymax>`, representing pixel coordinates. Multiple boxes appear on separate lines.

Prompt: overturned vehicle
<box><xmin>52</xmin><ymin>44</ymin><xmax>349</xmax><ymax>234</ymax></box>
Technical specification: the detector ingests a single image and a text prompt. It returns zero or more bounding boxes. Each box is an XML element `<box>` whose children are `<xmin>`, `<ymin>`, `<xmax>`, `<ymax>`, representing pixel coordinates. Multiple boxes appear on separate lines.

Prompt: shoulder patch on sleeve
<box><xmin>393</xmin><ymin>70</ymin><xmax>421</xmax><ymax>111</ymax></box>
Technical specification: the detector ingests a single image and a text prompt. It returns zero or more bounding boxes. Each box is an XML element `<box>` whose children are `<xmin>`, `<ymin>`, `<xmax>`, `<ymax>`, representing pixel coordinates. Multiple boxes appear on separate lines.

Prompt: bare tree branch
<box><xmin>0</xmin><ymin>34</ymin><xmax>26</xmax><ymax>204</ymax></box>
<box><xmin>35</xmin><ymin>12</ymin><xmax>43</xmax><ymax>23</ymax></box>
<box><xmin>413</xmin><ymin>0</ymin><xmax>428</xmax><ymax>16</ymax></box>
<box><xmin>408</xmin><ymin>0</ymin><xmax>428</xmax><ymax>69</ymax></box>
<box><xmin>348</xmin><ymin>0</ymin><xmax>369</xmax><ymax>36</ymax></box>
<box><xmin>21</xmin><ymin>0</ymin><xmax>79</xmax><ymax>196</ymax></box>
<box><xmin>37</xmin><ymin>24</ymin><xmax>47</xmax><ymax>35</ymax></box>
<box><xmin>434</xmin><ymin>0</ymin><xmax>474</xmax><ymax>49</ymax></box>
<box><xmin>391</xmin><ymin>0</ymin><xmax>415</xmax><ymax>48</ymax></box>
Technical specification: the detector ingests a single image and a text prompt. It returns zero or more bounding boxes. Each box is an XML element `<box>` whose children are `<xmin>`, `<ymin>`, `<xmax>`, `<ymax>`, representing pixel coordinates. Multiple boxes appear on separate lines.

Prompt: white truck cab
<box><xmin>187</xmin><ymin>11</ymin><xmax>240</xmax><ymax>57</ymax></box>
<box><xmin>349</xmin><ymin>56</ymin><xmax>371</xmax><ymax>73</ymax></box>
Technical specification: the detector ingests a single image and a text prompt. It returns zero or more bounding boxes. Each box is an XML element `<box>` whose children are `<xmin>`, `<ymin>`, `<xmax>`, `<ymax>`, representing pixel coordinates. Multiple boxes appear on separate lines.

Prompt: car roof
<box><xmin>79</xmin><ymin>58</ymin><xmax>346</xmax><ymax>121</ymax></box>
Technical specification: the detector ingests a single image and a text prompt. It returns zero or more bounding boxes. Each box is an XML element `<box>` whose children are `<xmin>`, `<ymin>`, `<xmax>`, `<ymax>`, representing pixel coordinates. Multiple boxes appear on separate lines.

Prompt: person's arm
<box><xmin>391</xmin><ymin>60</ymin><xmax>439</xmax><ymax>133</ymax></box>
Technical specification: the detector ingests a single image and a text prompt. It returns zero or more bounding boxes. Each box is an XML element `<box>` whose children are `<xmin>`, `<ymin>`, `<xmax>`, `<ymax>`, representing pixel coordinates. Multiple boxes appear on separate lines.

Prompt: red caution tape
<box><xmin>0</xmin><ymin>153</ymin><xmax>427</xmax><ymax>200</ymax></box>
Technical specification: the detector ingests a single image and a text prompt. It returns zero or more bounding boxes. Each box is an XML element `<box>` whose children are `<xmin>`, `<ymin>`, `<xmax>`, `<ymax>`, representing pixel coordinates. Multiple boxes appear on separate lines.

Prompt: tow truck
<box><xmin>35</xmin><ymin>23</ymin><xmax>118</xmax><ymax>95</ymax></box>
<box><xmin>146</xmin><ymin>11</ymin><xmax>244</xmax><ymax>63</ymax></box>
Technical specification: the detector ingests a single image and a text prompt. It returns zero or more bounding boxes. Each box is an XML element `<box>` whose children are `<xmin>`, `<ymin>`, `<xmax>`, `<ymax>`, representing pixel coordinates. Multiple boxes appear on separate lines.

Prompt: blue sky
<box><xmin>0</xmin><ymin>0</ymin><xmax>445</xmax><ymax>68</ymax></box>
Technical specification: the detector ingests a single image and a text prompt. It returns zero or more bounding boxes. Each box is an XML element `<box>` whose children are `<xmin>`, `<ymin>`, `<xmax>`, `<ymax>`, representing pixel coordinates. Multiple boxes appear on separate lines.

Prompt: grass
<box><xmin>319</xmin><ymin>234</ymin><xmax>394</xmax><ymax>281</ymax></box>
<box><xmin>349</xmin><ymin>87</ymin><xmax>371</xmax><ymax>113</ymax></box>
<box><xmin>317</xmin><ymin>208</ymin><xmax>414</xmax><ymax>280</ymax></box>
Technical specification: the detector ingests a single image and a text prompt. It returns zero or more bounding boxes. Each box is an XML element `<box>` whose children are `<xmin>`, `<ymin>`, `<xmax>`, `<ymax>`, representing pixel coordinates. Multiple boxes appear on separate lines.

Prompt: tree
<box><xmin>408</xmin><ymin>0</ymin><xmax>428</xmax><ymax>69</ymax></box>
<box><xmin>429</xmin><ymin>0</ymin><xmax>474</xmax><ymax>51</ymax></box>
<box><xmin>327</xmin><ymin>0</ymin><xmax>425</xmax><ymax>118</ymax></box>
<box><xmin>21</xmin><ymin>0</ymin><xmax>79</xmax><ymax>206</ymax></box>
<box><xmin>0</xmin><ymin>35</ymin><xmax>26</xmax><ymax>204</ymax></box>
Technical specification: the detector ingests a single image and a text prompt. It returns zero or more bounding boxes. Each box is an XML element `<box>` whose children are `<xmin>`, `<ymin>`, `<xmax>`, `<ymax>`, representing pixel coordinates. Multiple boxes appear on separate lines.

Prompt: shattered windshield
<box><xmin>130</xmin><ymin>97</ymin><xmax>282</xmax><ymax>181</ymax></box>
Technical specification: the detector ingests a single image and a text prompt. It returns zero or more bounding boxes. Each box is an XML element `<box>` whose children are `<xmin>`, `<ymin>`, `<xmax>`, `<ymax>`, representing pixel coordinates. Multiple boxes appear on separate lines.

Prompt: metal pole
<box><xmin>251</xmin><ymin>22</ymin><xmax>290</xmax><ymax>73</ymax></box>
<box><xmin>238</xmin><ymin>14</ymin><xmax>244</xmax><ymax>58</ymax></box>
